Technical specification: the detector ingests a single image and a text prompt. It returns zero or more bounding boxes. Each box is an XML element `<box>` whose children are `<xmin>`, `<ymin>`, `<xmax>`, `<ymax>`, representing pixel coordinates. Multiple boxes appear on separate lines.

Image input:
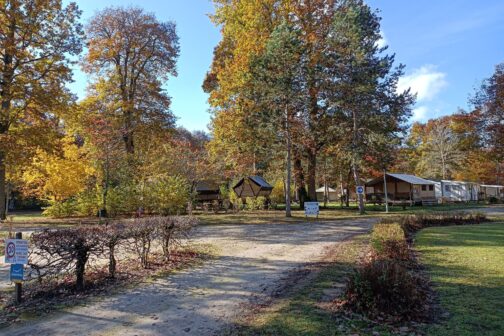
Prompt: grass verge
<box><xmin>196</xmin><ymin>203</ymin><xmax>489</xmax><ymax>226</ymax></box>
<box><xmin>227</xmin><ymin>235</ymin><xmax>404</xmax><ymax>335</ymax></box>
<box><xmin>416</xmin><ymin>222</ymin><xmax>504</xmax><ymax>336</ymax></box>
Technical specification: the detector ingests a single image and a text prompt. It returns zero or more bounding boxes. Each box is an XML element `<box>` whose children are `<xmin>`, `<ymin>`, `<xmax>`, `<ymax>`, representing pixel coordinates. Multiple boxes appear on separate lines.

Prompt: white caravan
<box><xmin>432</xmin><ymin>180</ymin><xmax>479</xmax><ymax>202</ymax></box>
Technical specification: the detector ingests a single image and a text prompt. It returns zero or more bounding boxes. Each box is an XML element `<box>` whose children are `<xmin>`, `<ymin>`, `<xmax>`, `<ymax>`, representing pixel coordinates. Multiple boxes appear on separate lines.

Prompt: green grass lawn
<box><xmin>197</xmin><ymin>202</ymin><xmax>487</xmax><ymax>225</ymax></box>
<box><xmin>417</xmin><ymin>222</ymin><xmax>504</xmax><ymax>336</ymax></box>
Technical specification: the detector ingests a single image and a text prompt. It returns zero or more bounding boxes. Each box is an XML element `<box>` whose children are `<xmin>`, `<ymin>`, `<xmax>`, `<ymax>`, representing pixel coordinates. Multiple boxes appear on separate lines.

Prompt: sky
<box><xmin>66</xmin><ymin>0</ymin><xmax>504</xmax><ymax>131</ymax></box>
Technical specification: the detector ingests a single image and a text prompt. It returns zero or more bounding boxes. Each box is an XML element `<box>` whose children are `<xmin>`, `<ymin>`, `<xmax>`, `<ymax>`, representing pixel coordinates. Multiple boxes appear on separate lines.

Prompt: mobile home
<box><xmin>433</xmin><ymin>180</ymin><xmax>479</xmax><ymax>202</ymax></box>
<box><xmin>479</xmin><ymin>185</ymin><xmax>504</xmax><ymax>201</ymax></box>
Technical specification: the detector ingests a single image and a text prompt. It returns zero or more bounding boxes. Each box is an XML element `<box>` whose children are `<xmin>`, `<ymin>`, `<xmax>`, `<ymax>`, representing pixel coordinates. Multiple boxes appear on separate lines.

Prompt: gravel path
<box><xmin>2</xmin><ymin>219</ymin><xmax>373</xmax><ymax>336</ymax></box>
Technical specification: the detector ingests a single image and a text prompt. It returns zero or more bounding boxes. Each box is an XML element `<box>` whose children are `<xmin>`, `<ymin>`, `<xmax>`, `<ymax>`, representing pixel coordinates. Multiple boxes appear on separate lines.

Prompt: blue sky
<box><xmin>66</xmin><ymin>0</ymin><xmax>504</xmax><ymax>131</ymax></box>
<box><xmin>369</xmin><ymin>0</ymin><xmax>504</xmax><ymax>122</ymax></box>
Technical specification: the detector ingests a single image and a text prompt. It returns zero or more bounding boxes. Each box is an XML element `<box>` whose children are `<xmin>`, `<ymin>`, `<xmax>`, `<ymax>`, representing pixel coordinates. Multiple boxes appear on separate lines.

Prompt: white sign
<box><xmin>356</xmin><ymin>186</ymin><xmax>365</xmax><ymax>195</ymax></box>
<box><xmin>305</xmin><ymin>202</ymin><xmax>320</xmax><ymax>217</ymax></box>
<box><xmin>4</xmin><ymin>239</ymin><xmax>29</xmax><ymax>265</ymax></box>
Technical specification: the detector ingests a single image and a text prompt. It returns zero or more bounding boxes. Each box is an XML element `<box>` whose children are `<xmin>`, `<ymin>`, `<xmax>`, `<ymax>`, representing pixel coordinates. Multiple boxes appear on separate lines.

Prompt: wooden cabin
<box><xmin>233</xmin><ymin>176</ymin><xmax>273</xmax><ymax>199</ymax></box>
<box><xmin>365</xmin><ymin>173</ymin><xmax>437</xmax><ymax>205</ymax></box>
<box><xmin>195</xmin><ymin>181</ymin><xmax>221</xmax><ymax>202</ymax></box>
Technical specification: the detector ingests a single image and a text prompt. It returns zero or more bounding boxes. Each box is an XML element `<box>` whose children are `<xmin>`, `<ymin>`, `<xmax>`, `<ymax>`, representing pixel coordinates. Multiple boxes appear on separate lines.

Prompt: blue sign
<box><xmin>356</xmin><ymin>186</ymin><xmax>365</xmax><ymax>195</ymax></box>
<box><xmin>10</xmin><ymin>264</ymin><xmax>24</xmax><ymax>282</ymax></box>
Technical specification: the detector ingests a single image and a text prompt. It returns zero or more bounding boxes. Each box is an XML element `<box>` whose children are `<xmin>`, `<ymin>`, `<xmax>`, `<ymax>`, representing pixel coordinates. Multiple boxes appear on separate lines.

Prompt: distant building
<box><xmin>195</xmin><ymin>181</ymin><xmax>221</xmax><ymax>202</ymax></box>
<box><xmin>316</xmin><ymin>186</ymin><xmax>339</xmax><ymax>202</ymax></box>
<box><xmin>479</xmin><ymin>184</ymin><xmax>504</xmax><ymax>201</ymax></box>
<box><xmin>233</xmin><ymin>176</ymin><xmax>273</xmax><ymax>199</ymax></box>
<box><xmin>365</xmin><ymin>173</ymin><xmax>436</xmax><ymax>205</ymax></box>
<box><xmin>431</xmin><ymin>180</ymin><xmax>479</xmax><ymax>202</ymax></box>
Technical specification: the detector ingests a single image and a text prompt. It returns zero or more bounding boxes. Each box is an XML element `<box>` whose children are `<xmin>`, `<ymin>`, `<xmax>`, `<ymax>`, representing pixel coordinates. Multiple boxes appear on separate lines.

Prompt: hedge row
<box><xmin>344</xmin><ymin>212</ymin><xmax>488</xmax><ymax>321</ymax></box>
<box><xmin>28</xmin><ymin>216</ymin><xmax>197</xmax><ymax>291</ymax></box>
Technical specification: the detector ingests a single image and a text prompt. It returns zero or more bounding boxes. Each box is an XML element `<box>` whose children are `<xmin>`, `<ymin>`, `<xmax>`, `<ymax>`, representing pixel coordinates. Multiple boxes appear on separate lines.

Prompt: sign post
<box><xmin>4</xmin><ymin>232</ymin><xmax>28</xmax><ymax>304</ymax></box>
<box><xmin>304</xmin><ymin>202</ymin><xmax>320</xmax><ymax>218</ymax></box>
<box><xmin>383</xmin><ymin>170</ymin><xmax>389</xmax><ymax>213</ymax></box>
<box><xmin>356</xmin><ymin>186</ymin><xmax>365</xmax><ymax>196</ymax></box>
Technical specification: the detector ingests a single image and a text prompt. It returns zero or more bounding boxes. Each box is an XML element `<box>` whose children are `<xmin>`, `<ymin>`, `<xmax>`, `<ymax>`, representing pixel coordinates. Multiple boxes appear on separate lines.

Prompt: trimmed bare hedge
<box><xmin>28</xmin><ymin>216</ymin><xmax>197</xmax><ymax>291</ymax></box>
<box><xmin>344</xmin><ymin>212</ymin><xmax>488</xmax><ymax>321</ymax></box>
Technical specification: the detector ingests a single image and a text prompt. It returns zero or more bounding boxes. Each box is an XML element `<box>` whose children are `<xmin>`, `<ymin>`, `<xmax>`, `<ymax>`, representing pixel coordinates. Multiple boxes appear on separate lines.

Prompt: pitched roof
<box><xmin>195</xmin><ymin>181</ymin><xmax>220</xmax><ymax>192</ymax></box>
<box><xmin>249</xmin><ymin>176</ymin><xmax>273</xmax><ymax>189</ymax></box>
<box><xmin>387</xmin><ymin>173</ymin><xmax>435</xmax><ymax>185</ymax></box>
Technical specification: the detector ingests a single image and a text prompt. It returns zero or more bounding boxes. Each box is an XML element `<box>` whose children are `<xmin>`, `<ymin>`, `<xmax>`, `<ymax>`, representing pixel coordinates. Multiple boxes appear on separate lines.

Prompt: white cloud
<box><xmin>376</xmin><ymin>31</ymin><xmax>387</xmax><ymax>49</ymax></box>
<box><xmin>411</xmin><ymin>106</ymin><xmax>428</xmax><ymax>122</ymax></box>
<box><xmin>397</xmin><ymin>65</ymin><xmax>448</xmax><ymax>102</ymax></box>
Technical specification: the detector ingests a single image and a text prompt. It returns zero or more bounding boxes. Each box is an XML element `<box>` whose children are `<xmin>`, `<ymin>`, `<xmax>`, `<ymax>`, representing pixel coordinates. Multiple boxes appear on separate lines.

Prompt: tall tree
<box><xmin>472</xmin><ymin>62</ymin><xmax>504</xmax><ymax>182</ymax></box>
<box><xmin>84</xmin><ymin>6</ymin><xmax>180</xmax><ymax>154</ymax></box>
<box><xmin>328</xmin><ymin>0</ymin><xmax>414</xmax><ymax>214</ymax></box>
<box><xmin>0</xmin><ymin>0</ymin><xmax>83</xmax><ymax>219</ymax></box>
<box><xmin>424</xmin><ymin>122</ymin><xmax>464</xmax><ymax>179</ymax></box>
<box><xmin>248</xmin><ymin>22</ymin><xmax>307</xmax><ymax>217</ymax></box>
<box><xmin>204</xmin><ymin>0</ymin><xmax>282</xmax><ymax>178</ymax></box>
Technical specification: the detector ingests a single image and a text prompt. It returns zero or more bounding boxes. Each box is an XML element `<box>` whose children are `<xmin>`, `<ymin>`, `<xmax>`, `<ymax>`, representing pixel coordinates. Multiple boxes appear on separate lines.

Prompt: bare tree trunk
<box><xmin>339</xmin><ymin>172</ymin><xmax>344</xmax><ymax>207</ymax></box>
<box><xmin>123</xmin><ymin>112</ymin><xmax>134</xmax><ymax>154</ymax></box>
<box><xmin>75</xmin><ymin>252</ymin><xmax>88</xmax><ymax>291</ymax></box>
<box><xmin>0</xmin><ymin>153</ymin><xmax>6</xmax><ymax>220</ymax></box>
<box><xmin>285</xmin><ymin>110</ymin><xmax>292</xmax><ymax>218</ymax></box>
<box><xmin>351</xmin><ymin>107</ymin><xmax>365</xmax><ymax>214</ymax></box>
<box><xmin>0</xmin><ymin>8</ymin><xmax>15</xmax><ymax>221</ymax></box>
<box><xmin>108</xmin><ymin>244</ymin><xmax>116</xmax><ymax>278</ymax></box>
<box><xmin>307</xmin><ymin>149</ymin><xmax>317</xmax><ymax>201</ymax></box>
<box><xmin>293</xmin><ymin>149</ymin><xmax>307</xmax><ymax>210</ymax></box>
<box><xmin>345</xmin><ymin>170</ymin><xmax>351</xmax><ymax>208</ymax></box>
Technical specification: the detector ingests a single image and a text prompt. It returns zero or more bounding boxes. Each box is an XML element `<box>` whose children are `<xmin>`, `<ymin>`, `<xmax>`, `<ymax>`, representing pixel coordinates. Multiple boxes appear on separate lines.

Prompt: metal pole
<box><xmin>15</xmin><ymin>231</ymin><xmax>22</xmax><ymax>304</ymax></box>
<box><xmin>383</xmin><ymin>169</ymin><xmax>389</xmax><ymax>213</ymax></box>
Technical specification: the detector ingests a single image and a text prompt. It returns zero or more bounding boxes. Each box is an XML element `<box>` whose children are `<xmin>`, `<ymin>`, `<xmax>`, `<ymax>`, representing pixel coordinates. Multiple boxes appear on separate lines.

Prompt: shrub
<box><xmin>245</xmin><ymin>196</ymin><xmax>267</xmax><ymax>211</ymax></box>
<box><xmin>371</xmin><ymin>223</ymin><xmax>410</xmax><ymax>261</ymax></box>
<box><xmin>76</xmin><ymin>189</ymin><xmax>101</xmax><ymax>216</ymax></box>
<box><xmin>42</xmin><ymin>198</ymin><xmax>78</xmax><ymax>217</ymax></box>
<box><xmin>154</xmin><ymin>216</ymin><xmax>197</xmax><ymax>261</ymax></box>
<box><xmin>100</xmin><ymin>222</ymin><xmax>128</xmax><ymax>278</ymax></box>
<box><xmin>219</xmin><ymin>184</ymin><xmax>230</xmax><ymax>201</ymax></box>
<box><xmin>30</xmin><ymin>226</ymin><xmax>103</xmax><ymax>291</ymax></box>
<box><xmin>270</xmin><ymin>180</ymin><xmax>285</xmax><ymax>206</ymax></box>
<box><xmin>144</xmin><ymin>176</ymin><xmax>190</xmax><ymax>215</ymax></box>
<box><xmin>126</xmin><ymin>218</ymin><xmax>157</xmax><ymax>268</ymax></box>
<box><xmin>345</xmin><ymin>259</ymin><xmax>427</xmax><ymax>318</ymax></box>
<box><xmin>399</xmin><ymin>212</ymin><xmax>488</xmax><ymax>234</ymax></box>
<box><xmin>106</xmin><ymin>184</ymin><xmax>140</xmax><ymax>217</ymax></box>
<box><xmin>229</xmin><ymin>190</ymin><xmax>242</xmax><ymax>212</ymax></box>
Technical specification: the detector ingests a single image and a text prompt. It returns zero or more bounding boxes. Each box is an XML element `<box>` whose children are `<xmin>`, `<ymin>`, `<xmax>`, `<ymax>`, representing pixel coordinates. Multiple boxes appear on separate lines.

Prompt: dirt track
<box><xmin>2</xmin><ymin>219</ymin><xmax>373</xmax><ymax>336</ymax></box>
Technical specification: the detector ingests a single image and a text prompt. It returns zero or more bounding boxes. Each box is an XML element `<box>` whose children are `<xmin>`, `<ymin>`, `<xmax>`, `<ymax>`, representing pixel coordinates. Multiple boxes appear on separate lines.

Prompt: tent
<box><xmin>233</xmin><ymin>176</ymin><xmax>273</xmax><ymax>198</ymax></box>
<box><xmin>316</xmin><ymin>186</ymin><xmax>339</xmax><ymax>202</ymax></box>
<box><xmin>195</xmin><ymin>181</ymin><xmax>221</xmax><ymax>202</ymax></box>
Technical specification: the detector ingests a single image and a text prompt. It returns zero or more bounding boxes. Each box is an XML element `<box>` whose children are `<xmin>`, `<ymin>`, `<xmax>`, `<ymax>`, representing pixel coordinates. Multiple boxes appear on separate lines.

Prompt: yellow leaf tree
<box><xmin>23</xmin><ymin>137</ymin><xmax>95</xmax><ymax>203</ymax></box>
